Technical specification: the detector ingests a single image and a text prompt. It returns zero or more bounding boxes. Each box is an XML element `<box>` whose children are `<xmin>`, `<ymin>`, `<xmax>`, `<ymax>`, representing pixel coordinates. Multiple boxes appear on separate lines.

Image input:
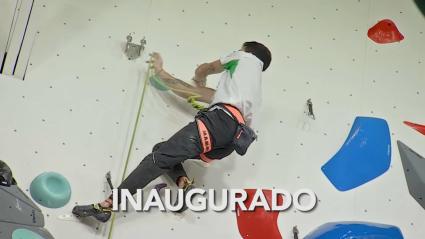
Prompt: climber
<box><xmin>72</xmin><ymin>41</ymin><xmax>272</xmax><ymax>222</ymax></box>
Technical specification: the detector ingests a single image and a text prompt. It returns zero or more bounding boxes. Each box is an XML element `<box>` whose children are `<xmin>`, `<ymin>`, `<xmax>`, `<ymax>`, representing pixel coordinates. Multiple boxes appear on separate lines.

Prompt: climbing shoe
<box><xmin>0</xmin><ymin>160</ymin><xmax>16</xmax><ymax>187</ymax></box>
<box><xmin>72</xmin><ymin>204</ymin><xmax>112</xmax><ymax>223</ymax></box>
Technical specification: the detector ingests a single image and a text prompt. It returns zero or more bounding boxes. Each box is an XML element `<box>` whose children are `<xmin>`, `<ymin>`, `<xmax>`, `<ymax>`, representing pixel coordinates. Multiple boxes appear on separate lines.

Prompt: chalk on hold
<box><xmin>367</xmin><ymin>19</ymin><xmax>404</xmax><ymax>44</ymax></box>
<box><xmin>12</xmin><ymin>228</ymin><xmax>45</xmax><ymax>239</ymax></box>
<box><xmin>30</xmin><ymin>172</ymin><xmax>71</xmax><ymax>208</ymax></box>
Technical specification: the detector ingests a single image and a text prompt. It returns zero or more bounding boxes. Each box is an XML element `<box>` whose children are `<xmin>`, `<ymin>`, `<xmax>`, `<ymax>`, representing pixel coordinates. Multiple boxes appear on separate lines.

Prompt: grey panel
<box><xmin>397</xmin><ymin>140</ymin><xmax>425</xmax><ymax>210</ymax></box>
<box><xmin>0</xmin><ymin>185</ymin><xmax>44</xmax><ymax>227</ymax></box>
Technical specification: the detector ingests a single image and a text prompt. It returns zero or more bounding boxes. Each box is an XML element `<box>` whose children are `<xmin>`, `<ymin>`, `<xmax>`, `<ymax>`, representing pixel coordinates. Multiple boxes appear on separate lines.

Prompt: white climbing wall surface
<box><xmin>0</xmin><ymin>0</ymin><xmax>424</xmax><ymax>238</ymax></box>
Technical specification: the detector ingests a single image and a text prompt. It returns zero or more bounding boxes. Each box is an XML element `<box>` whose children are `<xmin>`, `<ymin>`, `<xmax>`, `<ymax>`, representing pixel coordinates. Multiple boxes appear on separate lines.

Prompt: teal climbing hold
<box><xmin>30</xmin><ymin>172</ymin><xmax>71</xmax><ymax>208</ymax></box>
<box><xmin>12</xmin><ymin>229</ymin><xmax>45</xmax><ymax>239</ymax></box>
<box><xmin>149</xmin><ymin>75</ymin><xmax>170</xmax><ymax>91</ymax></box>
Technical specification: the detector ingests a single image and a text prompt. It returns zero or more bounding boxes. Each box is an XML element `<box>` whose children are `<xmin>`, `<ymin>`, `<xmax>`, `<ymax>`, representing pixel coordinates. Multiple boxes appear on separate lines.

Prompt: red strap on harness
<box><xmin>196</xmin><ymin>119</ymin><xmax>212</xmax><ymax>153</ymax></box>
<box><xmin>197</xmin><ymin>119</ymin><xmax>214</xmax><ymax>163</ymax></box>
<box><xmin>198</xmin><ymin>104</ymin><xmax>245</xmax><ymax>163</ymax></box>
<box><xmin>200</xmin><ymin>153</ymin><xmax>213</xmax><ymax>163</ymax></box>
<box><xmin>222</xmin><ymin>104</ymin><xmax>245</xmax><ymax>125</ymax></box>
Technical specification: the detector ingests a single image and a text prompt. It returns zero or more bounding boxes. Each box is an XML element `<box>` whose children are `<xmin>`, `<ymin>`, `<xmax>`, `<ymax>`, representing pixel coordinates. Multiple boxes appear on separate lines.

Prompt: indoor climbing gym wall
<box><xmin>0</xmin><ymin>0</ymin><xmax>424</xmax><ymax>238</ymax></box>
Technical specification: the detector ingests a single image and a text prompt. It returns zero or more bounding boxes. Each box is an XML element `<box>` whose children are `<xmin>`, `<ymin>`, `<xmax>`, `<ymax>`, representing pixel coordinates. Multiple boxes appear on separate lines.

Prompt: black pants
<box><xmin>116</xmin><ymin>108</ymin><xmax>238</xmax><ymax>200</ymax></box>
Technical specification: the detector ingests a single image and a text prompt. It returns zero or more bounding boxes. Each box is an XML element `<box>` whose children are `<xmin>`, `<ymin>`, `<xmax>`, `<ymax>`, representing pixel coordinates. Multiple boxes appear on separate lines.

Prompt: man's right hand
<box><xmin>150</xmin><ymin>52</ymin><xmax>164</xmax><ymax>74</ymax></box>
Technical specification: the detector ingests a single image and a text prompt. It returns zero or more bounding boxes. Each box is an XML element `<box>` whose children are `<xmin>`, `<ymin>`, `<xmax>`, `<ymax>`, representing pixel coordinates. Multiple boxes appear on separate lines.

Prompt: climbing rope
<box><xmin>107</xmin><ymin>55</ymin><xmax>205</xmax><ymax>238</ymax></box>
<box><xmin>107</xmin><ymin>55</ymin><xmax>152</xmax><ymax>239</ymax></box>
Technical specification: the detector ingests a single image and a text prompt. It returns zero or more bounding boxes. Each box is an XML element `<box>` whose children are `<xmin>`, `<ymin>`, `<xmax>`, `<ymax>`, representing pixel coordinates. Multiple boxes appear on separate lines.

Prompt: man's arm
<box><xmin>193</xmin><ymin>60</ymin><xmax>224</xmax><ymax>87</ymax></box>
<box><xmin>150</xmin><ymin>52</ymin><xmax>216</xmax><ymax>103</ymax></box>
<box><xmin>157</xmin><ymin>69</ymin><xmax>215</xmax><ymax>104</ymax></box>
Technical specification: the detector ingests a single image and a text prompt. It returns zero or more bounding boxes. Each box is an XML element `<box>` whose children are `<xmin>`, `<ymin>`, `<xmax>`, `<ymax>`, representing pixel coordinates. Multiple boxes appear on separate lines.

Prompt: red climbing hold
<box><xmin>368</xmin><ymin>19</ymin><xmax>404</xmax><ymax>44</ymax></box>
<box><xmin>404</xmin><ymin>121</ymin><xmax>425</xmax><ymax>136</ymax></box>
<box><xmin>236</xmin><ymin>189</ymin><xmax>283</xmax><ymax>239</ymax></box>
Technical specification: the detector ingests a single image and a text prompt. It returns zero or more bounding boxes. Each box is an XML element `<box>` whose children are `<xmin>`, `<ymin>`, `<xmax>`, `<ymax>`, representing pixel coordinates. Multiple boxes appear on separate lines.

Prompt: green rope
<box><xmin>107</xmin><ymin>58</ymin><xmax>207</xmax><ymax>238</ymax></box>
<box><xmin>107</xmin><ymin>63</ymin><xmax>152</xmax><ymax>239</ymax></box>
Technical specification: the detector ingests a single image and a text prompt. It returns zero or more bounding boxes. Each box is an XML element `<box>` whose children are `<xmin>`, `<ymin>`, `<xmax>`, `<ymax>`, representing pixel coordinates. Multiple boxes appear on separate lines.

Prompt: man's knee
<box><xmin>151</xmin><ymin>142</ymin><xmax>175</xmax><ymax>169</ymax></box>
<box><xmin>152</xmin><ymin>142</ymin><xmax>165</xmax><ymax>152</ymax></box>
<box><xmin>152</xmin><ymin>152</ymin><xmax>175</xmax><ymax>170</ymax></box>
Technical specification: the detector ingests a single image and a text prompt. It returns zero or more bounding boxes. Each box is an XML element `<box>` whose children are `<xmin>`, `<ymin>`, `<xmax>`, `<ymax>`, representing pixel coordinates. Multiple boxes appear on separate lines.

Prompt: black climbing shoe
<box><xmin>72</xmin><ymin>204</ymin><xmax>112</xmax><ymax>223</ymax></box>
<box><xmin>173</xmin><ymin>178</ymin><xmax>195</xmax><ymax>213</ymax></box>
<box><xmin>0</xmin><ymin>160</ymin><xmax>16</xmax><ymax>187</ymax></box>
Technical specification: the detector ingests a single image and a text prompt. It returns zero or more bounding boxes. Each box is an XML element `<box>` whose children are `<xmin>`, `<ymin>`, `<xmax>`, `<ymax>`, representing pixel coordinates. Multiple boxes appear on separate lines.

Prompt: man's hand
<box><xmin>193</xmin><ymin>63</ymin><xmax>208</xmax><ymax>87</ymax></box>
<box><xmin>193</xmin><ymin>60</ymin><xmax>224</xmax><ymax>87</ymax></box>
<box><xmin>150</xmin><ymin>52</ymin><xmax>163</xmax><ymax>74</ymax></box>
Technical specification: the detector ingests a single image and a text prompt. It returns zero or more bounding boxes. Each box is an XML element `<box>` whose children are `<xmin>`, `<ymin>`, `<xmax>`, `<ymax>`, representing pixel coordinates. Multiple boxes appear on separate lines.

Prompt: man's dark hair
<box><xmin>242</xmin><ymin>41</ymin><xmax>272</xmax><ymax>71</ymax></box>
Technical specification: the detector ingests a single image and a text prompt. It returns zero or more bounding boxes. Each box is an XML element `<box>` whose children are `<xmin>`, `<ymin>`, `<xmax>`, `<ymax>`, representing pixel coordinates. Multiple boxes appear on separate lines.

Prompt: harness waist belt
<box><xmin>198</xmin><ymin>104</ymin><xmax>245</xmax><ymax>163</ymax></box>
<box><xmin>209</xmin><ymin>104</ymin><xmax>245</xmax><ymax>125</ymax></box>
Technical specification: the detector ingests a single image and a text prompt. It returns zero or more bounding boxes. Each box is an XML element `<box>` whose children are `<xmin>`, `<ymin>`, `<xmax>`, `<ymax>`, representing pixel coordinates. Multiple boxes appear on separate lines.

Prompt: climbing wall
<box><xmin>0</xmin><ymin>0</ymin><xmax>424</xmax><ymax>238</ymax></box>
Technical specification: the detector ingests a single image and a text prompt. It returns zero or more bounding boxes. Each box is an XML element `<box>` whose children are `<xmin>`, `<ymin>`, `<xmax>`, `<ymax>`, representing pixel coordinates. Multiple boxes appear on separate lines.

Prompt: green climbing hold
<box><xmin>149</xmin><ymin>75</ymin><xmax>170</xmax><ymax>91</ymax></box>
<box><xmin>12</xmin><ymin>229</ymin><xmax>45</xmax><ymax>239</ymax></box>
<box><xmin>30</xmin><ymin>172</ymin><xmax>71</xmax><ymax>208</ymax></box>
<box><xmin>222</xmin><ymin>59</ymin><xmax>239</xmax><ymax>78</ymax></box>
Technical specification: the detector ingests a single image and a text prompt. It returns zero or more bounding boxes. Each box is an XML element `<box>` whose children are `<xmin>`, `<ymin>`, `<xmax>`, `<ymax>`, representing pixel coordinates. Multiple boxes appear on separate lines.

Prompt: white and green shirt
<box><xmin>211</xmin><ymin>51</ymin><xmax>263</xmax><ymax>128</ymax></box>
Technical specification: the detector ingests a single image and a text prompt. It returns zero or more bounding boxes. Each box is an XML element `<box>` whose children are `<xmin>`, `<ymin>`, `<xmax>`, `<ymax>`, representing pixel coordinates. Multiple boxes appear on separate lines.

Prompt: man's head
<box><xmin>241</xmin><ymin>41</ymin><xmax>272</xmax><ymax>71</ymax></box>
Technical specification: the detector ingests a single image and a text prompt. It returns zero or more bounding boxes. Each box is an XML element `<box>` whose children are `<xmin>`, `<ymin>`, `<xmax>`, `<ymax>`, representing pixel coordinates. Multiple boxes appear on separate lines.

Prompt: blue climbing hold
<box><xmin>30</xmin><ymin>172</ymin><xmax>71</xmax><ymax>208</ymax></box>
<box><xmin>321</xmin><ymin>116</ymin><xmax>391</xmax><ymax>191</ymax></box>
<box><xmin>304</xmin><ymin>221</ymin><xmax>403</xmax><ymax>239</ymax></box>
<box><xmin>12</xmin><ymin>228</ymin><xmax>45</xmax><ymax>239</ymax></box>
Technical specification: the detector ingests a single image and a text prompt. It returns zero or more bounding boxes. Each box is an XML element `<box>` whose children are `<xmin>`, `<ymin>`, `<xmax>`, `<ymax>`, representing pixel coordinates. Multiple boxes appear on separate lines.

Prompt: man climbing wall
<box><xmin>72</xmin><ymin>41</ymin><xmax>272</xmax><ymax>222</ymax></box>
